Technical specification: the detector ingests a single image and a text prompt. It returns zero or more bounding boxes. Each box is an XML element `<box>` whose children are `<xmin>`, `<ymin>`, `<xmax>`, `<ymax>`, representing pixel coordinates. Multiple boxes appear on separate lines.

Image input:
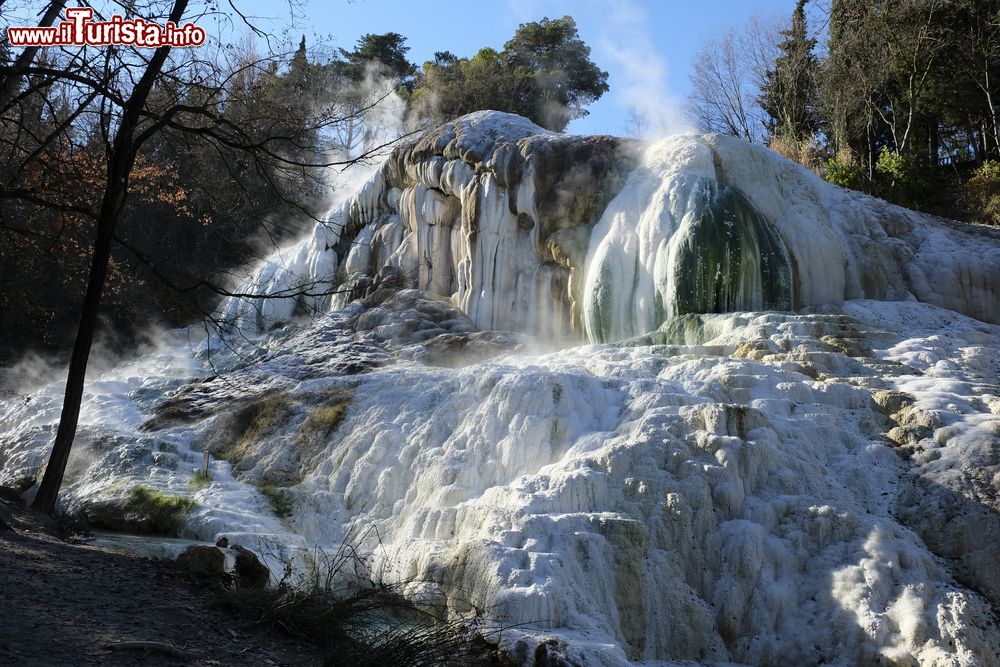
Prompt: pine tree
<box><xmin>761</xmin><ymin>0</ymin><xmax>819</xmax><ymax>141</ymax></box>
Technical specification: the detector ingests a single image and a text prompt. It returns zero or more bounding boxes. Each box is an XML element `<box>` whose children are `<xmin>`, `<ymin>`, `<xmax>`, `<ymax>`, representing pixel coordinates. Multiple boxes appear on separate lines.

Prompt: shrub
<box><xmin>822</xmin><ymin>151</ymin><xmax>864</xmax><ymax>191</ymax></box>
<box><xmin>873</xmin><ymin>147</ymin><xmax>941</xmax><ymax>211</ymax></box>
<box><xmin>875</xmin><ymin>146</ymin><xmax>907</xmax><ymax>181</ymax></box>
<box><xmin>965</xmin><ymin>159</ymin><xmax>1000</xmax><ymax>225</ymax></box>
<box><xmin>769</xmin><ymin>133</ymin><xmax>821</xmax><ymax>174</ymax></box>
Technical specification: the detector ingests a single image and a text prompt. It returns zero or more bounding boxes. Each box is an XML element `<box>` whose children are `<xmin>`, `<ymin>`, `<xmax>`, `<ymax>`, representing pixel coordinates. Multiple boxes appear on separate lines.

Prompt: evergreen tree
<box><xmin>761</xmin><ymin>0</ymin><xmax>819</xmax><ymax>141</ymax></box>
<box><xmin>336</xmin><ymin>32</ymin><xmax>416</xmax><ymax>89</ymax></box>
<box><xmin>502</xmin><ymin>16</ymin><xmax>609</xmax><ymax>131</ymax></box>
<box><xmin>410</xmin><ymin>16</ymin><xmax>608</xmax><ymax>132</ymax></box>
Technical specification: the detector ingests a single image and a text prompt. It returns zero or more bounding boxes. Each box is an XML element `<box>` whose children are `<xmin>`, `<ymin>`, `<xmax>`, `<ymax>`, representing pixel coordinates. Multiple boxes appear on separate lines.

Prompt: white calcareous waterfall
<box><xmin>3</xmin><ymin>112</ymin><xmax>1000</xmax><ymax>666</ymax></box>
<box><xmin>219</xmin><ymin>111</ymin><xmax>999</xmax><ymax>342</ymax></box>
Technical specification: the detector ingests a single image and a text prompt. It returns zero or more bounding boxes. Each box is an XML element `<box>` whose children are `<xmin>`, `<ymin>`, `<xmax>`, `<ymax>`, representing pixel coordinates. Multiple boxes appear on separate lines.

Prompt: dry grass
<box><xmin>301</xmin><ymin>389</ymin><xmax>353</xmax><ymax>438</ymax></box>
<box><xmin>208</xmin><ymin>392</ymin><xmax>294</xmax><ymax>465</ymax></box>
<box><xmin>188</xmin><ymin>470</ymin><xmax>212</xmax><ymax>491</ymax></box>
<box><xmin>769</xmin><ymin>134</ymin><xmax>822</xmax><ymax>175</ymax></box>
<box><xmin>213</xmin><ymin>531</ymin><xmax>508</xmax><ymax>666</ymax></box>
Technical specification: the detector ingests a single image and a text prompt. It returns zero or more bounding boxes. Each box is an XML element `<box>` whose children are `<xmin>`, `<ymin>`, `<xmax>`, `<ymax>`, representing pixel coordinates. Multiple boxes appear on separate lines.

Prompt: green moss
<box><xmin>189</xmin><ymin>469</ymin><xmax>213</xmax><ymax>491</ymax></box>
<box><xmin>123</xmin><ymin>485</ymin><xmax>196</xmax><ymax>535</ymax></box>
<box><xmin>211</xmin><ymin>392</ymin><xmax>294</xmax><ymax>464</ymax></box>
<box><xmin>260</xmin><ymin>484</ymin><xmax>294</xmax><ymax>519</ymax></box>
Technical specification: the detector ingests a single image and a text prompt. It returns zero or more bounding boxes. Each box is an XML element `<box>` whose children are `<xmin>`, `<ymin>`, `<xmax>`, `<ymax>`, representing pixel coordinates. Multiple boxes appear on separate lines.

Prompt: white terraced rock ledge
<box><xmin>2</xmin><ymin>111</ymin><xmax>1000</xmax><ymax>666</ymax></box>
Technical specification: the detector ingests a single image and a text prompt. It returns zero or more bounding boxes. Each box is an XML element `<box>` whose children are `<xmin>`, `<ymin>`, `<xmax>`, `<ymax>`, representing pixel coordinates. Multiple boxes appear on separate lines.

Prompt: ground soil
<box><xmin>0</xmin><ymin>497</ymin><xmax>322</xmax><ymax>667</ymax></box>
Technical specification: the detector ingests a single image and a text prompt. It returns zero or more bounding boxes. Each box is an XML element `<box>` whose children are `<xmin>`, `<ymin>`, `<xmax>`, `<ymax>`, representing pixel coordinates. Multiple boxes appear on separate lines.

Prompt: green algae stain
<box><xmin>669</xmin><ymin>186</ymin><xmax>793</xmax><ymax>317</ymax></box>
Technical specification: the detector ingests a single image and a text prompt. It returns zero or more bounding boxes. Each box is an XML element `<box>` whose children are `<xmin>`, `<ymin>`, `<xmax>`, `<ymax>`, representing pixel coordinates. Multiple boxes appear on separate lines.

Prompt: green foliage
<box><xmin>412</xmin><ymin>16</ymin><xmax>608</xmax><ymax>131</ymax></box>
<box><xmin>823</xmin><ymin>154</ymin><xmax>864</xmax><ymax>191</ymax></box>
<box><xmin>123</xmin><ymin>485</ymin><xmax>196</xmax><ymax>535</ymax></box>
<box><xmin>874</xmin><ymin>147</ymin><xmax>938</xmax><ymax>210</ymax></box>
<box><xmin>965</xmin><ymin>160</ymin><xmax>1000</xmax><ymax>225</ymax></box>
<box><xmin>975</xmin><ymin>159</ymin><xmax>1000</xmax><ymax>181</ymax></box>
<box><xmin>189</xmin><ymin>469</ymin><xmax>213</xmax><ymax>491</ymax></box>
<box><xmin>760</xmin><ymin>0</ymin><xmax>819</xmax><ymax>141</ymax></box>
<box><xmin>259</xmin><ymin>484</ymin><xmax>294</xmax><ymax>519</ymax></box>
<box><xmin>335</xmin><ymin>32</ymin><xmax>416</xmax><ymax>86</ymax></box>
<box><xmin>502</xmin><ymin>16</ymin><xmax>610</xmax><ymax>130</ymax></box>
<box><xmin>875</xmin><ymin>147</ymin><xmax>908</xmax><ymax>182</ymax></box>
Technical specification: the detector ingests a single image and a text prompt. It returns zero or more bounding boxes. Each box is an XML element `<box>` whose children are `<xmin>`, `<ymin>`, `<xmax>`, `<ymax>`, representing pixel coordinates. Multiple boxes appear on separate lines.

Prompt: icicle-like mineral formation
<box><xmin>5</xmin><ymin>112</ymin><xmax>1000</xmax><ymax>667</ymax></box>
<box><xmin>218</xmin><ymin>112</ymin><xmax>1000</xmax><ymax>344</ymax></box>
<box><xmin>219</xmin><ymin>112</ymin><xmax>635</xmax><ymax>342</ymax></box>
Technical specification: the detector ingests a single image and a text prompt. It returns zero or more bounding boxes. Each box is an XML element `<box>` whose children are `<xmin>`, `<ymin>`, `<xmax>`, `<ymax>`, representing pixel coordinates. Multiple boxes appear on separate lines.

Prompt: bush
<box><xmin>965</xmin><ymin>159</ymin><xmax>1000</xmax><ymax>225</ymax></box>
<box><xmin>769</xmin><ymin>133</ymin><xmax>821</xmax><ymax>174</ymax></box>
<box><xmin>874</xmin><ymin>147</ymin><xmax>941</xmax><ymax>212</ymax></box>
<box><xmin>822</xmin><ymin>151</ymin><xmax>864</xmax><ymax>191</ymax></box>
<box><xmin>875</xmin><ymin>146</ymin><xmax>907</xmax><ymax>182</ymax></box>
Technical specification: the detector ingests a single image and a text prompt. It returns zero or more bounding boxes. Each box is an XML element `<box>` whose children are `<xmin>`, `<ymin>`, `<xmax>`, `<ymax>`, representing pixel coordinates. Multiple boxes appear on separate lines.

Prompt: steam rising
<box><xmin>3</xmin><ymin>108</ymin><xmax>1000</xmax><ymax>666</ymax></box>
<box><xmin>597</xmin><ymin>0</ymin><xmax>692</xmax><ymax>139</ymax></box>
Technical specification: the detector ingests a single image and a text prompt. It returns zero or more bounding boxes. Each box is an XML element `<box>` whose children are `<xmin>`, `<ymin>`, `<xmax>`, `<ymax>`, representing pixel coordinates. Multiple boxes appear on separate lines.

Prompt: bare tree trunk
<box><xmin>0</xmin><ymin>1</ymin><xmax>67</xmax><ymax>112</ymax></box>
<box><xmin>985</xmin><ymin>71</ymin><xmax>999</xmax><ymax>155</ymax></box>
<box><xmin>32</xmin><ymin>0</ymin><xmax>189</xmax><ymax>515</ymax></box>
<box><xmin>30</xmin><ymin>219</ymin><xmax>114</xmax><ymax>513</ymax></box>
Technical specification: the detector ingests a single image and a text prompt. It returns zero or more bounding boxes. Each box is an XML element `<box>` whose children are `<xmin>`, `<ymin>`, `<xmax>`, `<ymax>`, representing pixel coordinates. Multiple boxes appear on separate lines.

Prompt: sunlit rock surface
<box><xmin>3</xmin><ymin>112</ymin><xmax>1000</xmax><ymax>666</ymax></box>
<box><xmin>218</xmin><ymin>112</ymin><xmax>634</xmax><ymax>342</ymax></box>
<box><xmin>217</xmin><ymin>111</ymin><xmax>999</xmax><ymax>344</ymax></box>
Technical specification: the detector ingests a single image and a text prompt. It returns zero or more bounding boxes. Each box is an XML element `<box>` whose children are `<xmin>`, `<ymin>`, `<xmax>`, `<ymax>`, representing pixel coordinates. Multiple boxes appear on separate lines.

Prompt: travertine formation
<box><xmin>3</xmin><ymin>112</ymin><xmax>1000</xmax><ymax>666</ymax></box>
<box><xmin>218</xmin><ymin>111</ymin><xmax>1000</xmax><ymax>345</ymax></box>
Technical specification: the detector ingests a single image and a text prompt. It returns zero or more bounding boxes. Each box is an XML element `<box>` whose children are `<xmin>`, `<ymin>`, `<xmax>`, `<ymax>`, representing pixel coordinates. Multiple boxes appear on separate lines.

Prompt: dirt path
<box><xmin>0</xmin><ymin>498</ymin><xmax>322</xmax><ymax>667</ymax></box>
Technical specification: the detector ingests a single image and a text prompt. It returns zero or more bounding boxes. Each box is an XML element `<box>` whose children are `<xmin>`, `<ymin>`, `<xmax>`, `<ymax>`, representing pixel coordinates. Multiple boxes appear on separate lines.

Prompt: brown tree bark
<box><xmin>31</xmin><ymin>0</ymin><xmax>190</xmax><ymax>514</ymax></box>
<box><xmin>0</xmin><ymin>1</ymin><xmax>67</xmax><ymax>113</ymax></box>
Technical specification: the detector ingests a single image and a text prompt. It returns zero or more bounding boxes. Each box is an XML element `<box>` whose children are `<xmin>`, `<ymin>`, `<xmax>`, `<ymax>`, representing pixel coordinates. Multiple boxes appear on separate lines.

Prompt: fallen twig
<box><xmin>105</xmin><ymin>640</ymin><xmax>197</xmax><ymax>659</ymax></box>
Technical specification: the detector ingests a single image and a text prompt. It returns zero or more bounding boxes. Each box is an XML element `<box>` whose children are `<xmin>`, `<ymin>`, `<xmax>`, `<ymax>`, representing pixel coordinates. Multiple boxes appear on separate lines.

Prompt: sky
<box><xmin>236</xmin><ymin>0</ymin><xmax>799</xmax><ymax>136</ymax></box>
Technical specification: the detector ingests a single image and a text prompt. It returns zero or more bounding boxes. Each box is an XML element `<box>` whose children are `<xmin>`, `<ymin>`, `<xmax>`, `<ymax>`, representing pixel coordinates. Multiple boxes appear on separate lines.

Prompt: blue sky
<box><xmin>237</xmin><ymin>0</ymin><xmax>799</xmax><ymax>136</ymax></box>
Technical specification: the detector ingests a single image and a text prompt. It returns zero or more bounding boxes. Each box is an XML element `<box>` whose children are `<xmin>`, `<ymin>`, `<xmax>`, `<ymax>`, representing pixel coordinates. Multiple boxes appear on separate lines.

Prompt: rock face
<box><xmin>175</xmin><ymin>543</ymin><xmax>269</xmax><ymax>589</ymax></box>
<box><xmin>3</xmin><ymin>113</ymin><xmax>1000</xmax><ymax>667</ymax></box>
<box><xmin>218</xmin><ymin>112</ymin><xmax>634</xmax><ymax>342</ymax></box>
<box><xmin>231</xmin><ymin>544</ymin><xmax>270</xmax><ymax>589</ymax></box>
<box><xmin>583</xmin><ymin>134</ymin><xmax>1000</xmax><ymax>341</ymax></box>
<box><xmin>217</xmin><ymin>112</ymin><xmax>1000</xmax><ymax>345</ymax></box>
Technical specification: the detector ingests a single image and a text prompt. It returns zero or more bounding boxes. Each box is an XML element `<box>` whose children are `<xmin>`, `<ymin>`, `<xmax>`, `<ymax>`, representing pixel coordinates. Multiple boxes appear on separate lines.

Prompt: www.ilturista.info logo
<box><xmin>7</xmin><ymin>7</ymin><xmax>205</xmax><ymax>48</ymax></box>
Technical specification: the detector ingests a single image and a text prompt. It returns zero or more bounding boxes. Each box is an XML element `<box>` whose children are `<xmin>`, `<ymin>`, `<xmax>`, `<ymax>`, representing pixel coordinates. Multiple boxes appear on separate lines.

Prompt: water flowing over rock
<box><xmin>218</xmin><ymin>112</ymin><xmax>635</xmax><ymax>342</ymax></box>
<box><xmin>217</xmin><ymin>111</ymin><xmax>999</xmax><ymax>345</ymax></box>
<box><xmin>3</xmin><ymin>113</ymin><xmax>1000</xmax><ymax>666</ymax></box>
